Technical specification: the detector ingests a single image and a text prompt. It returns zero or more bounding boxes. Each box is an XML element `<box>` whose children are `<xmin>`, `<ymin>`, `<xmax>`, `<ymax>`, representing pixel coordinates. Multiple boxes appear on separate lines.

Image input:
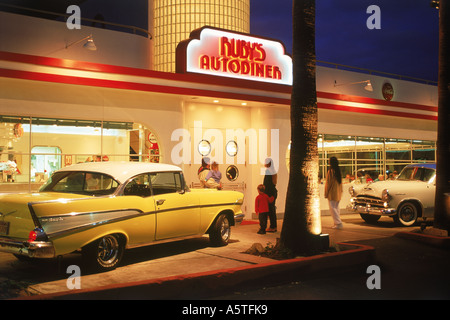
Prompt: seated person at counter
<box><xmin>205</xmin><ymin>161</ymin><xmax>222</xmax><ymax>190</ymax></box>
<box><xmin>198</xmin><ymin>158</ymin><xmax>222</xmax><ymax>189</ymax></box>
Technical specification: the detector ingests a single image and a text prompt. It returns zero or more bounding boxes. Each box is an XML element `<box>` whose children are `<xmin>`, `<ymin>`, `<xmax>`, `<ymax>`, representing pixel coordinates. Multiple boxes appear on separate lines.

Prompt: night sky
<box><xmin>250</xmin><ymin>0</ymin><xmax>440</xmax><ymax>82</ymax></box>
<box><xmin>20</xmin><ymin>0</ymin><xmax>438</xmax><ymax>82</ymax></box>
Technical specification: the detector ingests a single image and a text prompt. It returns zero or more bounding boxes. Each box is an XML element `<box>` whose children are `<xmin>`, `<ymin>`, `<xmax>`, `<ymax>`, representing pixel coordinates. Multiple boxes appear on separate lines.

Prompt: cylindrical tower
<box><xmin>150</xmin><ymin>0</ymin><xmax>250</xmax><ymax>72</ymax></box>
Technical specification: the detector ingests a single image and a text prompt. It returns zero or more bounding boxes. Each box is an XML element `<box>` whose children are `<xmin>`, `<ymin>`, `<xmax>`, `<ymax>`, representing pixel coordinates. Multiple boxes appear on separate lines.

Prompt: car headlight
<box><xmin>349</xmin><ymin>186</ymin><xmax>356</xmax><ymax>196</ymax></box>
<box><xmin>382</xmin><ymin>189</ymin><xmax>391</xmax><ymax>202</ymax></box>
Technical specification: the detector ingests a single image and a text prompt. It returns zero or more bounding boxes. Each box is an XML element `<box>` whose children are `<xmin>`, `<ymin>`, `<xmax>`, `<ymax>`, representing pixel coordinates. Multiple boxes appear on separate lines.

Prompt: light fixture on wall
<box><xmin>334</xmin><ymin>80</ymin><xmax>373</xmax><ymax>92</ymax></box>
<box><xmin>65</xmin><ymin>34</ymin><xmax>97</xmax><ymax>51</ymax></box>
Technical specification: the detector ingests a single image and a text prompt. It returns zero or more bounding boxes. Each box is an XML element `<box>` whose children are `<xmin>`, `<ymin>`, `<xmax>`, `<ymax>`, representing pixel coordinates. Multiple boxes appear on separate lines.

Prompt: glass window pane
<box><xmin>412</xmin><ymin>140</ymin><xmax>435</xmax><ymax>163</ymax></box>
<box><xmin>151</xmin><ymin>172</ymin><xmax>178</xmax><ymax>195</ymax></box>
<box><xmin>322</xmin><ymin>134</ymin><xmax>355</xmax><ymax>182</ymax></box>
<box><xmin>1</xmin><ymin>114</ymin><xmax>161</xmax><ymax>192</ymax></box>
<box><xmin>40</xmin><ymin>171</ymin><xmax>119</xmax><ymax>196</ymax></box>
<box><xmin>124</xmin><ymin>174</ymin><xmax>151</xmax><ymax>197</ymax></box>
<box><xmin>385</xmin><ymin>138</ymin><xmax>411</xmax><ymax>174</ymax></box>
<box><xmin>355</xmin><ymin>136</ymin><xmax>384</xmax><ymax>177</ymax></box>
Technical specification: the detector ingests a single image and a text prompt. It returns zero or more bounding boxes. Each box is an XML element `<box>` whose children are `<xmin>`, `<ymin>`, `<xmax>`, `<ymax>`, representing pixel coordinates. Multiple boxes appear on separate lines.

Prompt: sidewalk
<box><xmin>14</xmin><ymin>214</ymin><xmax>449</xmax><ymax>300</ymax></box>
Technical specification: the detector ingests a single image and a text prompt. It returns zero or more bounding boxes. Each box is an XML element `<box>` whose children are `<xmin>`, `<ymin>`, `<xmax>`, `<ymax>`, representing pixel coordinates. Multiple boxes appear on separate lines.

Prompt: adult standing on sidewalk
<box><xmin>325</xmin><ymin>156</ymin><xmax>343</xmax><ymax>229</ymax></box>
<box><xmin>263</xmin><ymin>158</ymin><xmax>278</xmax><ymax>232</ymax></box>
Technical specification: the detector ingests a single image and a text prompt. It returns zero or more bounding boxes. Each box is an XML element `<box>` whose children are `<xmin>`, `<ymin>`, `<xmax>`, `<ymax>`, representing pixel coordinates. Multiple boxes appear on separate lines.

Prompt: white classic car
<box><xmin>348</xmin><ymin>164</ymin><xmax>436</xmax><ymax>226</ymax></box>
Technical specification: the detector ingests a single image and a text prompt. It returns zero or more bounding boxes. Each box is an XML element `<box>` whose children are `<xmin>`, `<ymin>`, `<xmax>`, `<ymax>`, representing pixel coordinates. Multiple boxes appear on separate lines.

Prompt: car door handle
<box><xmin>156</xmin><ymin>199</ymin><xmax>166</xmax><ymax>206</ymax></box>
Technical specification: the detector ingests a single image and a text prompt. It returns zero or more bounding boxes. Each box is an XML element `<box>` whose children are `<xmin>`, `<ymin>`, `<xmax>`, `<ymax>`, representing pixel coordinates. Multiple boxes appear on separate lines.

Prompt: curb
<box><xmin>395</xmin><ymin>231</ymin><xmax>450</xmax><ymax>249</ymax></box>
<box><xmin>15</xmin><ymin>242</ymin><xmax>375</xmax><ymax>300</ymax></box>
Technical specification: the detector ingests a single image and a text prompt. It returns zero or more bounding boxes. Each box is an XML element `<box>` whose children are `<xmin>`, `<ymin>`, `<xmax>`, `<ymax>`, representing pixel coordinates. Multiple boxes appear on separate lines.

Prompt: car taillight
<box><xmin>28</xmin><ymin>228</ymin><xmax>47</xmax><ymax>242</ymax></box>
<box><xmin>28</xmin><ymin>230</ymin><xmax>37</xmax><ymax>242</ymax></box>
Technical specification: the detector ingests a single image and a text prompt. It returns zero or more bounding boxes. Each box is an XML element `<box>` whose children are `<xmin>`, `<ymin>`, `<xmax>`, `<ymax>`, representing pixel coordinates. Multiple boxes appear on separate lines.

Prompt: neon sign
<box><xmin>176</xmin><ymin>27</ymin><xmax>292</xmax><ymax>85</ymax></box>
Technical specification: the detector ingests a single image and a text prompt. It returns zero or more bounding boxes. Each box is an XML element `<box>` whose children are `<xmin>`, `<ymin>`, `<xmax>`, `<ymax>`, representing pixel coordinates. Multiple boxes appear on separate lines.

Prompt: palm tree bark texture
<box><xmin>279</xmin><ymin>0</ymin><xmax>326</xmax><ymax>255</ymax></box>
<box><xmin>435</xmin><ymin>0</ymin><xmax>450</xmax><ymax>232</ymax></box>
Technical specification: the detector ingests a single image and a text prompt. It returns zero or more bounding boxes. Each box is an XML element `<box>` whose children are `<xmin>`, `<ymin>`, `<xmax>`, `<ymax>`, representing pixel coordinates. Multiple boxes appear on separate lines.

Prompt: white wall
<box><xmin>317</xmin><ymin>66</ymin><xmax>438</xmax><ymax>106</ymax></box>
<box><xmin>0</xmin><ymin>11</ymin><xmax>152</xmax><ymax>70</ymax></box>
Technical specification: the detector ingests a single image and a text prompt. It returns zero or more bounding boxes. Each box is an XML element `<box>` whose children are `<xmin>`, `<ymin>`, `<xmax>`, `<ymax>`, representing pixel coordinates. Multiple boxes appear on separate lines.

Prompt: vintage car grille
<box><xmin>354</xmin><ymin>195</ymin><xmax>385</xmax><ymax>208</ymax></box>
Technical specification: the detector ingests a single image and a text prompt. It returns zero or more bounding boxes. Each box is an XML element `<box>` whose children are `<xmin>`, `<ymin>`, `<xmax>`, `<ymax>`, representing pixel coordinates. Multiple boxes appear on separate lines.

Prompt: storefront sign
<box><xmin>176</xmin><ymin>27</ymin><xmax>292</xmax><ymax>85</ymax></box>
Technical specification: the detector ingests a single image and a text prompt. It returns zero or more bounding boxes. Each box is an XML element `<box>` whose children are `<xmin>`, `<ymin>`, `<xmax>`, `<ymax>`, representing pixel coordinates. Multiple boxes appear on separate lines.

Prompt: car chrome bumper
<box><xmin>234</xmin><ymin>213</ymin><xmax>245</xmax><ymax>224</ymax></box>
<box><xmin>347</xmin><ymin>203</ymin><xmax>396</xmax><ymax>216</ymax></box>
<box><xmin>0</xmin><ymin>237</ymin><xmax>55</xmax><ymax>259</ymax></box>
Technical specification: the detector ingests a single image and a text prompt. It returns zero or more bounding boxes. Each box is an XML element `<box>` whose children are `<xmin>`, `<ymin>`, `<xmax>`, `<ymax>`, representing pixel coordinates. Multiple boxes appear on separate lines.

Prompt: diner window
<box><xmin>321</xmin><ymin>135</ymin><xmax>356</xmax><ymax>181</ymax></box>
<box><xmin>412</xmin><ymin>140</ymin><xmax>435</xmax><ymax>162</ymax></box>
<box><xmin>31</xmin><ymin>146</ymin><xmax>62</xmax><ymax>182</ymax></box>
<box><xmin>0</xmin><ymin>115</ymin><xmax>162</xmax><ymax>192</ymax></box>
<box><xmin>226</xmin><ymin>165</ymin><xmax>239</xmax><ymax>181</ymax></box>
<box><xmin>385</xmin><ymin>138</ymin><xmax>411</xmax><ymax>174</ymax></box>
<box><xmin>226</xmin><ymin>140</ymin><xmax>238</xmax><ymax>157</ymax></box>
<box><xmin>287</xmin><ymin>134</ymin><xmax>436</xmax><ymax>184</ymax></box>
<box><xmin>198</xmin><ymin>140</ymin><xmax>211</xmax><ymax>156</ymax></box>
<box><xmin>355</xmin><ymin>136</ymin><xmax>384</xmax><ymax>172</ymax></box>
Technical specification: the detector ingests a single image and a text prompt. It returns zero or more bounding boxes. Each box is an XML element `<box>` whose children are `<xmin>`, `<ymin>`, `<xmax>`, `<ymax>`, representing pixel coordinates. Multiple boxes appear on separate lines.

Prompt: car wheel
<box><xmin>394</xmin><ymin>202</ymin><xmax>419</xmax><ymax>227</ymax></box>
<box><xmin>360</xmin><ymin>213</ymin><xmax>381</xmax><ymax>224</ymax></box>
<box><xmin>82</xmin><ymin>234</ymin><xmax>124</xmax><ymax>272</ymax></box>
<box><xmin>209</xmin><ymin>214</ymin><xmax>231</xmax><ymax>247</ymax></box>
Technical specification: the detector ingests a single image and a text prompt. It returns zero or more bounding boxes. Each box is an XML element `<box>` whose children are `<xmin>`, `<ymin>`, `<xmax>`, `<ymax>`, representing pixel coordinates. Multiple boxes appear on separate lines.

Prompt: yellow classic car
<box><xmin>0</xmin><ymin>162</ymin><xmax>244</xmax><ymax>271</ymax></box>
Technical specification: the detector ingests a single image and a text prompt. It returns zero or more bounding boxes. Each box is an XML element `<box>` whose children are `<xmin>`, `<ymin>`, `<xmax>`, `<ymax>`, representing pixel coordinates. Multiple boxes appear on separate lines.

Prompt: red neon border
<box><xmin>0</xmin><ymin>51</ymin><xmax>437</xmax><ymax>121</ymax></box>
<box><xmin>317</xmin><ymin>91</ymin><xmax>436</xmax><ymax>112</ymax></box>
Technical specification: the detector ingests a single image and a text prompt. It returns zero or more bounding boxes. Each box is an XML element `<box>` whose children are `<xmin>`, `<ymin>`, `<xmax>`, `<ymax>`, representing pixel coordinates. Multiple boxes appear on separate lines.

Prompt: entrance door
<box><xmin>191</xmin><ymin>125</ymin><xmax>249</xmax><ymax>216</ymax></box>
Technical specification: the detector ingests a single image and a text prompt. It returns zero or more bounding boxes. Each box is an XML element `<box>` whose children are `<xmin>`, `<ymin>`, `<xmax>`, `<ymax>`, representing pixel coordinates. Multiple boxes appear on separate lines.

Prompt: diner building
<box><xmin>0</xmin><ymin>2</ymin><xmax>438</xmax><ymax>219</ymax></box>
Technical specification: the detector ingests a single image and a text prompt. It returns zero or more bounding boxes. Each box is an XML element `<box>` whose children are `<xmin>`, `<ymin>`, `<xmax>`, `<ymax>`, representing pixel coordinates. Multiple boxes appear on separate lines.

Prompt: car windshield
<box><xmin>397</xmin><ymin>166</ymin><xmax>435</xmax><ymax>182</ymax></box>
<box><xmin>40</xmin><ymin>171</ymin><xmax>120</xmax><ymax>196</ymax></box>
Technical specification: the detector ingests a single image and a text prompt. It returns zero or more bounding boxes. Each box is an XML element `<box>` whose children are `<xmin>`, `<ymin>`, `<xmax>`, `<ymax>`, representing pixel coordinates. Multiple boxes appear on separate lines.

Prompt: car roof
<box><xmin>405</xmin><ymin>163</ymin><xmax>436</xmax><ymax>169</ymax></box>
<box><xmin>56</xmin><ymin>161</ymin><xmax>182</xmax><ymax>183</ymax></box>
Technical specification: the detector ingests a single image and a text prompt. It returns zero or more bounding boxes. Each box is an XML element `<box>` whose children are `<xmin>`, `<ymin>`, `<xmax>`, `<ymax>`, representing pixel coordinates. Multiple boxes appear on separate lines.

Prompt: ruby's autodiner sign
<box><xmin>176</xmin><ymin>27</ymin><xmax>293</xmax><ymax>85</ymax></box>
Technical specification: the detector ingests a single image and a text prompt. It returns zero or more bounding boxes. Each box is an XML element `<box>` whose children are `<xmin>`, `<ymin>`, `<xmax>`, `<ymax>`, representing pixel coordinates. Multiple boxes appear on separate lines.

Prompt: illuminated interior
<box><xmin>286</xmin><ymin>135</ymin><xmax>436</xmax><ymax>182</ymax></box>
<box><xmin>0</xmin><ymin>116</ymin><xmax>160</xmax><ymax>192</ymax></box>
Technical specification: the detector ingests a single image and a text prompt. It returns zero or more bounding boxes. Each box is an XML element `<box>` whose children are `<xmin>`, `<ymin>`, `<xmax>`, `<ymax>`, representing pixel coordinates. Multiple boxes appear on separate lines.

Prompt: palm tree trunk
<box><xmin>279</xmin><ymin>0</ymin><xmax>324</xmax><ymax>255</ymax></box>
<box><xmin>434</xmin><ymin>0</ymin><xmax>450</xmax><ymax>232</ymax></box>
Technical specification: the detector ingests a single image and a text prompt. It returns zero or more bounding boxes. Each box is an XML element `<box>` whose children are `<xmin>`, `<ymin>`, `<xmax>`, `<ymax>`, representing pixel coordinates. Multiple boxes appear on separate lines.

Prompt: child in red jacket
<box><xmin>255</xmin><ymin>184</ymin><xmax>274</xmax><ymax>234</ymax></box>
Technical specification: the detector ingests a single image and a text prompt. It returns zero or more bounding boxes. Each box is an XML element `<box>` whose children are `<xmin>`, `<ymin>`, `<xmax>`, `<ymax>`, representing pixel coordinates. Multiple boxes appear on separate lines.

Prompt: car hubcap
<box><xmin>400</xmin><ymin>205</ymin><xmax>416</xmax><ymax>223</ymax></box>
<box><xmin>97</xmin><ymin>235</ymin><xmax>119</xmax><ymax>266</ymax></box>
<box><xmin>220</xmin><ymin>218</ymin><xmax>230</xmax><ymax>242</ymax></box>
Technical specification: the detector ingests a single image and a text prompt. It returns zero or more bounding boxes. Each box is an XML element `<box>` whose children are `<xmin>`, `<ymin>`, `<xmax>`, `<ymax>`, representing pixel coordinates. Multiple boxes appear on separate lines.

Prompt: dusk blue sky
<box><xmin>250</xmin><ymin>0</ymin><xmax>440</xmax><ymax>82</ymax></box>
<box><xmin>33</xmin><ymin>0</ymin><xmax>439</xmax><ymax>82</ymax></box>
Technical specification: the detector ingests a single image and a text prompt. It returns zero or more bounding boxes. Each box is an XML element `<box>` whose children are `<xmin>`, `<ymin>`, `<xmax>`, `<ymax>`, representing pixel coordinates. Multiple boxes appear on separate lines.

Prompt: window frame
<box><xmin>122</xmin><ymin>171</ymin><xmax>187</xmax><ymax>197</ymax></box>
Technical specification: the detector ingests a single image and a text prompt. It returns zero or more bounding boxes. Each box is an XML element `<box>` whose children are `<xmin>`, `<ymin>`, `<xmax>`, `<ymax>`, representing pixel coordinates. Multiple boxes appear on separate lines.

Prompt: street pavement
<box><xmin>1</xmin><ymin>213</ymin><xmax>449</xmax><ymax>300</ymax></box>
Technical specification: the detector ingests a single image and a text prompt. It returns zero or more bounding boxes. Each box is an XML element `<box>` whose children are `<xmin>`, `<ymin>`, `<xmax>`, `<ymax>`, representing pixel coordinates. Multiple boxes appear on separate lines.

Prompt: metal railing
<box><xmin>317</xmin><ymin>60</ymin><xmax>437</xmax><ymax>86</ymax></box>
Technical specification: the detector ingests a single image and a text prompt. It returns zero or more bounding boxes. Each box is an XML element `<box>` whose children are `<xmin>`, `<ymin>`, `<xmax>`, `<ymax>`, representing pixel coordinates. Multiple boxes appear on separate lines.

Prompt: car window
<box><xmin>150</xmin><ymin>172</ymin><xmax>182</xmax><ymax>195</ymax></box>
<box><xmin>397</xmin><ymin>167</ymin><xmax>415</xmax><ymax>180</ymax></box>
<box><xmin>123</xmin><ymin>174</ymin><xmax>151</xmax><ymax>197</ymax></box>
<box><xmin>422</xmin><ymin>169</ymin><xmax>435</xmax><ymax>182</ymax></box>
<box><xmin>40</xmin><ymin>171</ymin><xmax>119</xmax><ymax>195</ymax></box>
<box><xmin>416</xmin><ymin>168</ymin><xmax>435</xmax><ymax>182</ymax></box>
